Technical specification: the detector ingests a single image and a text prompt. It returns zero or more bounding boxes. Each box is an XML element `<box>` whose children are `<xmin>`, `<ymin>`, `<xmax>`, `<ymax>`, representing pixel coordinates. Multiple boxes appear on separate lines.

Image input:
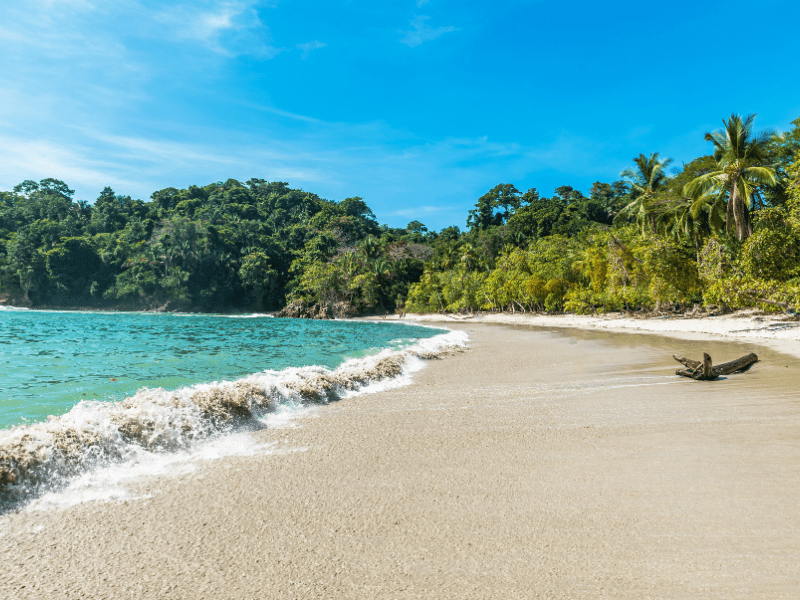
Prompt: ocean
<box><xmin>0</xmin><ymin>310</ymin><xmax>464</xmax><ymax>509</ymax></box>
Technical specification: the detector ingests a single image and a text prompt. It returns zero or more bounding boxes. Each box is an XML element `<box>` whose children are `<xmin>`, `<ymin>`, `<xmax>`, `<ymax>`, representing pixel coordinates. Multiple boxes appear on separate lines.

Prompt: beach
<box><xmin>398</xmin><ymin>310</ymin><xmax>800</xmax><ymax>359</ymax></box>
<box><xmin>2</xmin><ymin>318</ymin><xmax>800</xmax><ymax>598</ymax></box>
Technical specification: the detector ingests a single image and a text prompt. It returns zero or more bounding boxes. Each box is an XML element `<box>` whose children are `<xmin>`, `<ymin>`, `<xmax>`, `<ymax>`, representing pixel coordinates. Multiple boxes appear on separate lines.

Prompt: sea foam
<box><xmin>0</xmin><ymin>327</ymin><xmax>468</xmax><ymax>509</ymax></box>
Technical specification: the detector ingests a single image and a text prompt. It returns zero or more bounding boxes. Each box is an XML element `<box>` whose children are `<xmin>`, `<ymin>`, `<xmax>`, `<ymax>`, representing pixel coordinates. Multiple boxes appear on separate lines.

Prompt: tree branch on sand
<box><xmin>673</xmin><ymin>352</ymin><xmax>758</xmax><ymax>380</ymax></box>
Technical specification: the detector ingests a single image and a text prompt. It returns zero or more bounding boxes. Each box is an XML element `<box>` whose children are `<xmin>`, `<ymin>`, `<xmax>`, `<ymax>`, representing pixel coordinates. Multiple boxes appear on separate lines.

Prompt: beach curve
<box><xmin>1</xmin><ymin>319</ymin><xmax>799</xmax><ymax>599</ymax></box>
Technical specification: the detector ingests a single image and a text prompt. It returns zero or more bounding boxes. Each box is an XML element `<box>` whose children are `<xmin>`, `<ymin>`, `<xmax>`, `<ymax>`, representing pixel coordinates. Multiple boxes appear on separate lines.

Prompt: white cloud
<box><xmin>0</xmin><ymin>0</ymin><xmax>625</xmax><ymax>228</ymax></box>
<box><xmin>0</xmin><ymin>1</ymin><xmax>282</xmax><ymax>62</ymax></box>
<box><xmin>296</xmin><ymin>40</ymin><xmax>327</xmax><ymax>60</ymax></box>
<box><xmin>0</xmin><ymin>110</ymin><xmax>615</xmax><ymax>228</ymax></box>
<box><xmin>399</xmin><ymin>15</ymin><xmax>457</xmax><ymax>47</ymax></box>
<box><xmin>242</xmin><ymin>102</ymin><xmax>324</xmax><ymax>123</ymax></box>
<box><xmin>388</xmin><ymin>205</ymin><xmax>451</xmax><ymax>218</ymax></box>
<box><xmin>156</xmin><ymin>1</ymin><xmax>281</xmax><ymax>59</ymax></box>
<box><xmin>0</xmin><ymin>2</ymin><xmax>135</xmax><ymax>69</ymax></box>
<box><xmin>0</xmin><ymin>126</ymin><xmax>321</xmax><ymax>202</ymax></box>
<box><xmin>416</xmin><ymin>0</ymin><xmax>430</xmax><ymax>6</ymax></box>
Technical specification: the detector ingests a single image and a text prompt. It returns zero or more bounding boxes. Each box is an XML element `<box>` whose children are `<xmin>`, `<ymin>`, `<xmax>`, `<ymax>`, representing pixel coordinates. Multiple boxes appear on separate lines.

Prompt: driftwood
<box><xmin>673</xmin><ymin>352</ymin><xmax>759</xmax><ymax>380</ymax></box>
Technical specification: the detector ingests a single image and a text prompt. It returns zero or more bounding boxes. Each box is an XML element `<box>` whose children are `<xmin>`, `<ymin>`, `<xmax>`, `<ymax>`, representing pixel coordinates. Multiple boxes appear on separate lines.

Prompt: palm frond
<box><xmin>742</xmin><ymin>165</ymin><xmax>778</xmax><ymax>187</ymax></box>
<box><xmin>704</xmin><ymin>131</ymin><xmax>726</xmax><ymax>160</ymax></box>
<box><xmin>683</xmin><ymin>170</ymin><xmax>726</xmax><ymax>198</ymax></box>
<box><xmin>622</xmin><ymin>152</ymin><xmax>672</xmax><ymax>196</ymax></box>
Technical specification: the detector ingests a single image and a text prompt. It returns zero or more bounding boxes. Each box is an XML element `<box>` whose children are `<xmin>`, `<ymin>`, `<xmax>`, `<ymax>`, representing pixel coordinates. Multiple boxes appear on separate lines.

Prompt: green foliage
<box><xmin>684</xmin><ymin>114</ymin><xmax>777</xmax><ymax>241</ymax></box>
<box><xmin>2</xmin><ymin>115</ymin><xmax>798</xmax><ymax>317</ymax></box>
<box><xmin>45</xmin><ymin>237</ymin><xmax>103</xmax><ymax>299</ymax></box>
<box><xmin>239</xmin><ymin>252</ymin><xmax>279</xmax><ymax>307</ymax></box>
<box><xmin>640</xmin><ymin>237</ymin><xmax>701</xmax><ymax>305</ymax></box>
<box><xmin>762</xmin><ymin>117</ymin><xmax>800</xmax><ymax>207</ymax></box>
<box><xmin>698</xmin><ymin>194</ymin><xmax>800</xmax><ymax>312</ymax></box>
<box><xmin>467</xmin><ymin>184</ymin><xmax>521</xmax><ymax>230</ymax></box>
<box><xmin>616</xmin><ymin>152</ymin><xmax>673</xmax><ymax>233</ymax></box>
<box><xmin>408</xmin><ymin>236</ymin><xmax>580</xmax><ymax>314</ymax></box>
<box><xmin>741</xmin><ymin>208</ymin><xmax>800</xmax><ymax>279</ymax></box>
<box><xmin>0</xmin><ymin>177</ymin><xmax>394</xmax><ymax>311</ymax></box>
<box><xmin>506</xmin><ymin>186</ymin><xmax>617</xmax><ymax>241</ymax></box>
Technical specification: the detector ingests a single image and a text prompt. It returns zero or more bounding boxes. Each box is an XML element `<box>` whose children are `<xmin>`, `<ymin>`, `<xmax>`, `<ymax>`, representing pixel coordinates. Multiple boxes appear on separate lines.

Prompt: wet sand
<box><xmin>400</xmin><ymin>311</ymin><xmax>800</xmax><ymax>359</ymax></box>
<box><xmin>2</xmin><ymin>322</ymin><xmax>800</xmax><ymax>599</ymax></box>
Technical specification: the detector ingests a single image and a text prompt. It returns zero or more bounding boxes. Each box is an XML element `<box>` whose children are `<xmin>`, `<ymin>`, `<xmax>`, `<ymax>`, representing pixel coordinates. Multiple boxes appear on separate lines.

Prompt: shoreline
<box><xmin>7</xmin><ymin>304</ymin><xmax>800</xmax><ymax>360</ymax></box>
<box><xmin>0</xmin><ymin>303</ymin><xmax>276</xmax><ymax>316</ymax></box>
<box><xmin>0</xmin><ymin>320</ymin><xmax>459</xmax><ymax>504</ymax></box>
<box><xmin>2</xmin><ymin>320</ymin><xmax>800</xmax><ymax>597</ymax></box>
<box><xmin>372</xmin><ymin>310</ymin><xmax>800</xmax><ymax>359</ymax></box>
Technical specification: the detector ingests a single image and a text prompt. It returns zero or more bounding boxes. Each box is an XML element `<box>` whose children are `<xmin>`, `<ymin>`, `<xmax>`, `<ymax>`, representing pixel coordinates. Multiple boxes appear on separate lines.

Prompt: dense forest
<box><xmin>1</xmin><ymin>113</ymin><xmax>799</xmax><ymax>317</ymax></box>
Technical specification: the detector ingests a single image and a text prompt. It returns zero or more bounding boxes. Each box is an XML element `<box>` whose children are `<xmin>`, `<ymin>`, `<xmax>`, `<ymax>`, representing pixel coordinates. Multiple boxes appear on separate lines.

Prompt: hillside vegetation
<box><xmin>1</xmin><ymin>113</ymin><xmax>799</xmax><ymax>316</ymax></box>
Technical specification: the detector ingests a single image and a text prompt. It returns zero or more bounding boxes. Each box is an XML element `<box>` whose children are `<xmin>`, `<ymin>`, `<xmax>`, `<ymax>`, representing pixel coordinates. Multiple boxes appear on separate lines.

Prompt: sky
<box><xmin>1</xmin><ymin>0</ymin><xmax>799</xmax><ymax>231</ymax></box>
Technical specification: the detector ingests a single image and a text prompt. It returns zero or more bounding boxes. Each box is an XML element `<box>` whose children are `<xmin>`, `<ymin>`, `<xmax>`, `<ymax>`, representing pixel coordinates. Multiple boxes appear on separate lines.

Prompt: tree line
<box><xmin>405</xmin><ymin>114</ymin><xmax>800</xmax><ymax>315</ymax></box>
<box><xmin>1</xmin><ymin>112</ymin><xmax>798</xmax><ymax>316</ymax></box>
<box><xmin>0</xmin><ymin>179</ymin><xmax>426</xmax><ymax>312</ymax></box>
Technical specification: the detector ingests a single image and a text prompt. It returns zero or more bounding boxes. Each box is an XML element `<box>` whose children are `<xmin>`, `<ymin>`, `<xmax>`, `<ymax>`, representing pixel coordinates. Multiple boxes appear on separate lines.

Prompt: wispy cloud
<box><xmin>388</xmin><ymin>205</ymin><xmax>452</xmax><ymax>218</ymax></box>
<box><xmin>241</xmin><ymin>102</ymin><xmax>324</xmax><ymax>124</ymax></box>
<box><xmin>0</xmin><ymin>126</ymin><xmax>321</xmax><ymax>202</ymax></box>
<box><xmin>156</xmin><ymin>1</ymin><xmax>281</xmax><ymax>58</ymax></box>
<box><xmin>296</xmin><ymin>40</ymin><xmax>327</xmax><ymax>60</ymax></box>
<box><xmin>0</xmin><ymin>1</ymin><xmax>650</xmax><ymax>229</ymax></box>
<box><xmin>0</xmin><ymin>1</ymin><xmax>282</xmax><ymax>62</ymax></box>
<box><xmin>0</xmin><ymin>1</ymin><xmax>137</xmax><ymax>73</ymax></box>
<box><xmin>399</xmin><ymin>15</ymin><xmax>457</xmax><ymax>47</ymax></box>
<box><xmin>416</xmin><ymin>0</ymin><xmax>430</xmax><ymax>6</ymax></box>
<box><xmin>0</xmin><ymin>110</ymin><xmax>615</xmax><ymax>228</ymax></box>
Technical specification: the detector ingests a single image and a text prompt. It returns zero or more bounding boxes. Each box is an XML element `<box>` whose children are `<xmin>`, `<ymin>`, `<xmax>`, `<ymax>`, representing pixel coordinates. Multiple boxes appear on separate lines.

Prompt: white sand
<box><xmin>1</xmin><ymin>320</ymin><xmax>799</xmax><ymax>598</ymax></box>
<box><xmin>386</xmin><ymin>310</ymin><xmax>800</xmax><ymax>358</ymax></box>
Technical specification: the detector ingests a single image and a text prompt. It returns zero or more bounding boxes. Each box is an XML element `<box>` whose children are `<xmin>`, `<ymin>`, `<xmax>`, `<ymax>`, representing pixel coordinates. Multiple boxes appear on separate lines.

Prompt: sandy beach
<box><xmin>2</xmin><ymin>318</ymin><xmax>800</xmax><ymax>599</ymax></box>
<box><xmin>398</xmin><ymin>310</ymin><xmax>800</xmax><ymax>359</ymax></box>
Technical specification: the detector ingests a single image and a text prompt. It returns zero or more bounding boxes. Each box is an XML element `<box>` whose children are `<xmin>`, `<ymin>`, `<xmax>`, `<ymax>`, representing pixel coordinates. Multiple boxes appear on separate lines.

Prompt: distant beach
<box><xmin>389</xmin><ymin>310</ymin><xmax>800</xmax><ymax>359</ymax></box>
<box><xmin>2</xmin><ymin>318</ymin><xmax>799</xmax><ymax>598</ymax></box>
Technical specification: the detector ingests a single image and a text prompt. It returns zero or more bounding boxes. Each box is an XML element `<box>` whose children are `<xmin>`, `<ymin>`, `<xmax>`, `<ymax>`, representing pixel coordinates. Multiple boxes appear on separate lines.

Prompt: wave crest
<box><xmin>0</xmin><ymin>329</ymin><xmax>467</xmax><ymax>506</ymax></box>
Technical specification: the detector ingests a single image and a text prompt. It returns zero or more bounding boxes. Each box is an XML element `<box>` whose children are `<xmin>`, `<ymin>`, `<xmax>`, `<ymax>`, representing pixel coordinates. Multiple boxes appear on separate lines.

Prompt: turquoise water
<box><xmin>0</xmin><ymin>310</ymin><xmax>439</xmax><ymax>429</ymax></box>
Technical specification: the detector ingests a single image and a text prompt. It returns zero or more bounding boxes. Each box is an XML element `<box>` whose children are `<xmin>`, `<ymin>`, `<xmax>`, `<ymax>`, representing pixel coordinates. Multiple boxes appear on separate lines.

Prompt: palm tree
<box><xmin>616</xmin><ymin>153</ymin><xmax>673</xmax><ymax>233</ymax></box>
<box><xmin>435</xmin><ymin>244</ymin><xmax>458</xmax><ymax>271</ymax></box>
<box><xmin>357</xmin><ymin>235</ymin><xmax>382</xmax><ymax>260</ymax></box>
<box><xmin>459</xmin><ymin>243</ymin><xmax>479</xmax><ymax>272</ymax></box>
<box><xmin>684</xmin><ymin>113</ymin><xmax>777</xmax><ymax>241</ymax></box>
<box><xmin>339</xmin><ymin>251</ymin><xmax>359</xmax><ymax>278</ymax></box>
<box><xmin>655</xmin><ymin>196</ymin><xmax>720</xmax><ymax>263</ymax></box>
<box><xmin>371</xmin><ymin>257</ymin><xmax>392</xmax><ymax>278</ymax></box>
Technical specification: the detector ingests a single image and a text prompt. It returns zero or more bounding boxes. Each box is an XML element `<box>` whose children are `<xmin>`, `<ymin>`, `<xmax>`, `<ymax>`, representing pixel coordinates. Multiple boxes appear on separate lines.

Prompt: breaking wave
<box><xmin>0</xmin><ymin>328</ymin><xmax>467</xmax><ymax>509</ymax></box>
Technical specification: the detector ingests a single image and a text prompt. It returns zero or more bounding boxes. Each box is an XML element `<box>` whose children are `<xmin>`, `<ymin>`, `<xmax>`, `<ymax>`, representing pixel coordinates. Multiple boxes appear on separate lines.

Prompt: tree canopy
<box><xmin>1</xmin><ymin>112</ymin><xmax>798</xmax><ymax>317</ymax></box>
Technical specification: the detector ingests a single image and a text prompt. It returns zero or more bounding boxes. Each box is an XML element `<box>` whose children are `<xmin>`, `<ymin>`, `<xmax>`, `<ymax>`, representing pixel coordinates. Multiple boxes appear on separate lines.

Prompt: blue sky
<box><xmin>1</xmin><ymin>0</ymin><xmax>798</xmax><ymax>230</ymax></box>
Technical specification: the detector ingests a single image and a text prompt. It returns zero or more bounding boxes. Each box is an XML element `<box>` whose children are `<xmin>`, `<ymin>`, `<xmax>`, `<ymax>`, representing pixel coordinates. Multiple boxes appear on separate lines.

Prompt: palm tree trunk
<box><xmin>694</xmin><ymin>232</ymin><xmax>700</xmax><ymax>264</ymax></box>
<box><xmin>726</xmin><ymin>179</ymin><xmax>735</xmax><ymax>237</ymax></box>
<box><xmin>743</xmin><ymin>201</ymin><xmax>752</xmax><ymax>239</ymax></box>
<box><xmin>731</xmin><ymin>179</ymin><xmax>750</xmax><ymax>241</ymax></box>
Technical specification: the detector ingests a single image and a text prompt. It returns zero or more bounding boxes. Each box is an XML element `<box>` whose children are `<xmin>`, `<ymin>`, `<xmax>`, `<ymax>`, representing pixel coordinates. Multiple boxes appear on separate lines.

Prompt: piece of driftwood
<box><xmin>673</xmin><ymin>352</ymin><xmax>759</xmax><ymax>380</ymax></box>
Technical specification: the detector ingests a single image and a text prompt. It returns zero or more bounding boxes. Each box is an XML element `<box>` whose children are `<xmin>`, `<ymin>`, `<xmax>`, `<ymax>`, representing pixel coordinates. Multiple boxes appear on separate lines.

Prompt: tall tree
<box><xmin>467</xmin><ymin>184</ymin><xmax>521</xmax><ymax>230</ymax></box>
<box><xmin>684</xmin><ymin>113</ymin><xmax>777</xmax><ymax>241</ymax></box>
<box><xmin>617</xmin><ymin>153</ymin><xmax>673</xmax><ymax>232</ymax></box>
<box><xmin>761</xmin><ymin>116</ymin><xmax>800</xmax><ymax>207</ymax></box>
